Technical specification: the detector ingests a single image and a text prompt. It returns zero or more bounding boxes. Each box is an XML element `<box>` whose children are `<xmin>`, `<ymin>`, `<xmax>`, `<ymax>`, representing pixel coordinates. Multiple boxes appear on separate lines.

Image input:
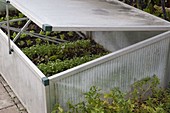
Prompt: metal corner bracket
<box><xmin>42</xmin><ymin>24</ymin><xmax>52</xmax><ymax>32</ymax></box>
<box><xmin>42</xmin><ymin>77</ymin><xmax>49</xmax><ymax>86</ymax></box>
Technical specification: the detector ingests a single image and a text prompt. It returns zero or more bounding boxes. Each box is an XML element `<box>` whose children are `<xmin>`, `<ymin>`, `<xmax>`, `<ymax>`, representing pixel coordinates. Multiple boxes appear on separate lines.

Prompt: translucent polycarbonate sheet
<box><xmin>0</xmin><ymin>0</ymin><xmax>15</xmax><ymax>11</ymax></box>
<box><xmin>92</xmin><ymin>31</ymin><xmax>163</xmax><ymax>51</ymax></box>
<box><xmin>9</xmin><ymin>0</ymin><xmax>170</xmax><ymax>31</ymax></box>
<box><xmin>49</xmin><ymin>32</ymin><xmax>170</xmax><ymax>109</ymax></box>
<box><xmin>0</xmin><ymin>29</ymin><xmax>49</xmax><ymax>113</ymax></box>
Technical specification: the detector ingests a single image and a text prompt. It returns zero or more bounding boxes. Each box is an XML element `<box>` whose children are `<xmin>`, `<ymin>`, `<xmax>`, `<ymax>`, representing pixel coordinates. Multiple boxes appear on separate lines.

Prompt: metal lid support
<box><xmin>13</xmin><ymin>19</ymin><xmax>31</xmax><ymax>42</ymax></box>
<box><xmin>6</xmin><ymin>0</ymin><xmax>13</xmax><ymax>54</ymax></box>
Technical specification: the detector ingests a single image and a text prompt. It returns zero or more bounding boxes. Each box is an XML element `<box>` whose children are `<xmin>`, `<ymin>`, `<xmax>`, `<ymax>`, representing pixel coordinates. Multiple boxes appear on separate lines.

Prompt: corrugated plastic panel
<box><xmin>50</xmin><ymin>35</ymin><xmax>170</xmax><ymax>108</ymax></box>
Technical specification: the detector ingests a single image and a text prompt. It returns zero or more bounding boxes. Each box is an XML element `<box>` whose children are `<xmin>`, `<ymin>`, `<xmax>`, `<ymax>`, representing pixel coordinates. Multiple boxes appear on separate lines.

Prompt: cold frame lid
<box><xmin>9</xmin><ymin>0</ymin><xmax>170</xmax><ymax>31</ymax></box>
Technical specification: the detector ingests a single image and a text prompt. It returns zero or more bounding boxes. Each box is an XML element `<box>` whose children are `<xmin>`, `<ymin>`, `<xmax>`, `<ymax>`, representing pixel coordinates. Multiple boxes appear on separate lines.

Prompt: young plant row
<box><xmin>22</xmin><ymin>40</ymin><xmax>107</xmax><ymax>64</ymax></box>
<box><xmin>38</xmin><ymin>54</ymin><xmax>104</xmax><ymax>76</ymax></box>
<box><xmin>0</xmin><ymin>12</ymin><xmax>26</xmax><ymax>28</ymax></box>
<box><xmin>52</xmin><ymin>75</ymin><xmax>170</xmax><ymax>113</ymax></box>
<box><xmin>0</xmin><ymin>12</ymin><xmax>24</xmax><ymax>22</ymax></box>
<box><xmin>12</xmin><ymin>30</ymin><xmax>84</xmax><ymax>49</ymax></box>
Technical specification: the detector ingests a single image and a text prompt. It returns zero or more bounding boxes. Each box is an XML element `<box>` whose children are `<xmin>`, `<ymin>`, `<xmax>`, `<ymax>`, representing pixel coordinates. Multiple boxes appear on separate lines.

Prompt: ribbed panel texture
<box><xmin>54</xmin><ymin>38</ymin><xmax>170</xmax><ymax>108</ymax></box>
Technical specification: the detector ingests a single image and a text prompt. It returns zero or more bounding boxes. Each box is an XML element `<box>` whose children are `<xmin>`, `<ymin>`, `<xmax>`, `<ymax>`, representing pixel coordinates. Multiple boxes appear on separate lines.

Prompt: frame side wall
<box><xmin>0</xmin><ymin>29</ymin><xmax>48</xmax><ymax>113</ymax></box>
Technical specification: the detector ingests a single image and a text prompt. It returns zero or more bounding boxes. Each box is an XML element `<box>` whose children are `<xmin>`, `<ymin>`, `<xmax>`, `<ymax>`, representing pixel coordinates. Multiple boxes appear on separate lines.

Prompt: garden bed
<box><xmin>0</xmin><ymin>1</ymin><xmax>170</xmax><ymax>113</ymax></box>
<box><xmin>0</xmin><ymin>10</ymin><xmax>109</xmax><ymax>77</ymax></box>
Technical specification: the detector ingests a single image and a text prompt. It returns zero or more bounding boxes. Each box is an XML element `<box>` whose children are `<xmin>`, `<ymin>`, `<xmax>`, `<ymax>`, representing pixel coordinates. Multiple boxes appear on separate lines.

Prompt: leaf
<box><xmin>58</xmin><ymin>106</ymin><xmax>64</xmax><ymax>112</ymax></box>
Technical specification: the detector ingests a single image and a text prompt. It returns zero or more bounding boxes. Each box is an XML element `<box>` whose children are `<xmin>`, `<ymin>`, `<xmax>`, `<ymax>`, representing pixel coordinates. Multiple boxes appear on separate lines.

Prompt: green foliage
<box><xmin>18</xmin><ymin>21</ymin><xmax>22</xmax><ymax>26</ymax></box>
<box><xmin>29</xmin><ymin>30</ymin><xmax>35</xmax><ymax>37</ymax></box>
<box><xmin>22</xmin><ymin>40</ymin><xmax>107</xmax><ymax>64</ymax></box>
<box><xmin>152</xmin><ymin>5</ymin><xmax>170</xmax><ymax>20</ymax></box>
<box><xmin>46</xmin><ymin>31</ymin><xmax>51</xmax><ymax>36</ymax></box>
<box><xmin>39</xmin><ymin>30</ymin><xmax>45</xmax><ymax>35</ymax></box>
<box><xmin>10</xmin><ymin>21</ymin><xmax>14</xmax><ymax>26</ymax></box>
<box><xmin>38</xmin><ymin>54</ymin><xmax>103</xmax><ymax>76</ymax></box>
<box><xmin>0</xmin><ymin>17</ymin><xmax>5</xmax><ymax>22</ymax></box>
<box><xmin>60</xmin><ymin>34</ymin><xmax>65</xmax><ymax>40</ymax></box>
<box><xmin>26</xmin><ymin>39</ymin><xmax>33</xmax><ymax>46</ymax></box>
<box><xmin>35</xmin><ymin>38</ymin><xmax>42</xmax><ymax>45</ymax></box>
<box><xmin>18</xmin><ymin>13</ymin><xmax>24</xmax><ymax>18</ymax></box>
<box><xmin>22</xmin><ymin>39</ymin><xmax>107</xmax><ymax>76</ymax></box>
<box><xmin>17</xmin><ymin>40</ymin><xmax>25</xmax><ymax>46</ymax></box>
<box><xmin>126</xmin><ymin>0</ymin><xmax>170</xmax><ymax>21</ymax></box>
<box><xmin>11</xmin><ymin>32</ymin><xmax>17</xmax><ymax>39</ymax></box>
<box><xmin>53</xmin><ymin>31</ymin><xmax>61</xmax><ymax>35</ymax></box>
<box><xmin>52</xmin><ymin>76</ymin><xmax>170</xmax><ymax>113</ymax></box>
<box><xmin>20</xmin><ymin>33</ymin><xmax>27</xmax><ymax>39</ymax></box>
<box><xmin>130</xmin><ymin>75</ymin><xmax>160</xmax><ymax>101</ymax></box>
<box><xmin>67</xmin><ymin>31</ymin><xmax>74</xmax><ymax>37</ymax></box>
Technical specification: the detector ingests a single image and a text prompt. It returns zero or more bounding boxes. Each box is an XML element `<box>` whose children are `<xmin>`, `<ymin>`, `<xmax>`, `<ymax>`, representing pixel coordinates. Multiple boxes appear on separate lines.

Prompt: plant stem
<box><xmin>161</xmin><ymin>0</ymin><xmax>167</xmax><ymax>20</ymax></box>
